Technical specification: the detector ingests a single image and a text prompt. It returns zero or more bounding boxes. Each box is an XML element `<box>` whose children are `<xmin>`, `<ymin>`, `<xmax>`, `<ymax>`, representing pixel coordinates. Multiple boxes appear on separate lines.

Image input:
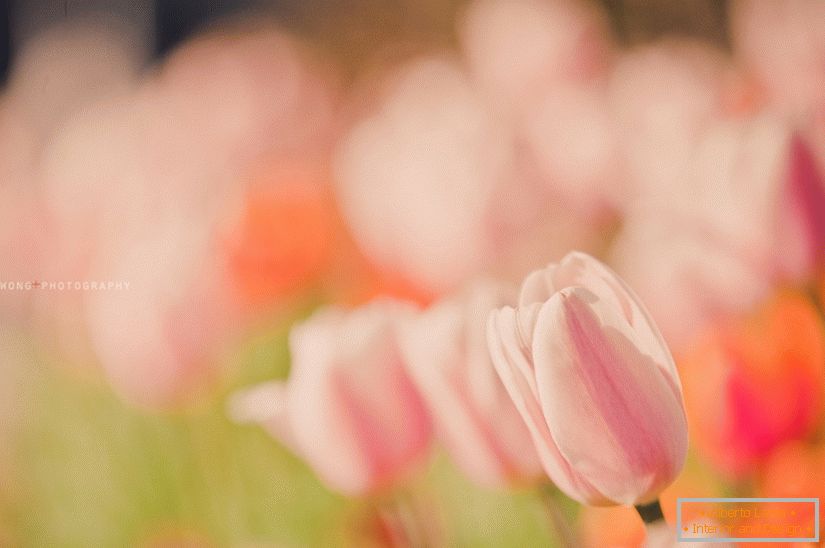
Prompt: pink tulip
<box><xmin>486</xmin><ymin>251</ymin><xmax>688</xmax><ymax>506</ymax></box>
<box><xmin>609</xmin><ymin>40</ymin><xmax>735</xmax><ymax>209</ymax></box>
<box><xmin>397</xmin><ymin>280</ymin><xmax>542</xmax><ymax>488</ymax></box>
<box><xmin>30</xmin><ymin>26</ymin><xmax>338</xmax><ymax>403</ymax></box>
<box><xmin>460</xmin><ymin>0</ymin><xmax>620</xmax><ymax>216</ymax></box>
<box><xmin>612</xmin><ymin>115</ymin><xmax>825</xmax><ymax>350</ymax></box>
<box><xmin>334</xmin><ymin>56</ymin><xmax>604</xmax><ymax>294</ymax></box>
<box><xmin>459</xmin><ymin>0</ymin><xmax>611</xmax><ymax>112</ymax></box>
<box><xmin>85</xmin><ymin>221</ymin><xmax>237</xmax><ymax>408</ymax></box>
<box><xmin>334</xmin><ymin>56</ymin><xmax>513</xmax><ymax>294</ymax></box>
<box><xmin>152</xmin><ymin>28</ymin><xmax>337</xmax><ymax>174</ymax></box>
<box><xmin>610</xmin><ymin>214</ymin><xmax>771</xmax><ymax>352</ymax></box>
<box><xmin>230</xmin><ymin>300</ymin><xmax>433</xmax><ymax>496</ymax></box>
<box><xmin>731</xmin><ymin>0</ymin><xmax>825</xmax><ymax>117</ymax></box>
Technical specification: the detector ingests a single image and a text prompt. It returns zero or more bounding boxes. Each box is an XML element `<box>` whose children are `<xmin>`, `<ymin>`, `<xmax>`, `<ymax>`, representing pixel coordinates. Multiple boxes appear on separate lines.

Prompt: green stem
<box><xmin>372</xmin><ymin>489</ymin><xmax>437</xmax><ymax>548</ymax></box>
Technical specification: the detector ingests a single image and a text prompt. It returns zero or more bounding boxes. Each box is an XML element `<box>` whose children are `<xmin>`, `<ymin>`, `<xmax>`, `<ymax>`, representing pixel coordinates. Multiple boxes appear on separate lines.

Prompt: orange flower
<box><xmin>222</xmin><ymin>167</ymin><xmax>333</xmax><ymax>307</ymax></box>
<box><xmin>680</xmin><ymin>291</ymin><xmax>825</xmax><ymax>478</ymax></box>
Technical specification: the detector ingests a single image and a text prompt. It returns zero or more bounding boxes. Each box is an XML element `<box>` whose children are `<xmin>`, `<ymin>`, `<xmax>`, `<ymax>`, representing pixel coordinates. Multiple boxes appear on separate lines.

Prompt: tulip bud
<box><xmin>230</xmin><ymin>299</ymin><xmax>433</xmax><ymax>496</ymax></box>
<box><xmin>487</xmin><ymin>251</ymin><xmax>688</xmax><ymax>506</ymax></box>
<box><xmin>397</xmin><ymin>280</ymin><xmax>542</xmax><ymax>488</ymax></box>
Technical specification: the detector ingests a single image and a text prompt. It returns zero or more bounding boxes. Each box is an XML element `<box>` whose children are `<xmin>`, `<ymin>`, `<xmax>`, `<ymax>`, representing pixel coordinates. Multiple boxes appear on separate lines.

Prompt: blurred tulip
<box><xmin>460</xmin><ymin>0</ymin><xmax>620</xmax><ymax>216</ymax></box>
<box><xmin>731</xmin><ymin>0</ymin><xmax>825</xmax><ymax>118</ymax></box>
<box><xmin>611</xmin><ymin>213</ymin><xmax>771</xmax><ymax>352</ymax></box>
<box><xmin>30</xmin><ymin>25</ymin><xmax>339</xmax><ymax>395</ymax></box>
<box><xmin>531</xmin><ymin>86</ymin><xmax>622</xmax><ymax>212</ymax></box>
<box><xmin>613</xmin><ymin>115</ymin><xmax>825</xmax><ymax>351</ymax></box>
<box><xmin>230</xmin><ymin>300</ymin><xmax>433</xmax><ymax>496</ymax></box>
<box><xmin>609</xmin><ymin>40</ymin><xmax>736</xmax><ymax>207</ymax></box>
<box><xmin>335</xmin><ymin>55</ymin><xmax>603</xmax><ymax>295</ymax></box>
<box><xmin>0</xmin><ymin>22</ymin><xmax>141</xmax><ymax>331</ymax></box>
<box><xmin>680</xmin><ymin>292</ymin><xmax>825</xmax><ymax>478</ymax></box>
<box><xmin>459</xmin><ymin>0</ymin><xmax>611</xmax><ymax>112</ymax></box>
<box><xmin>152</xmin><ymin>27</ymin><xmax>337</xmax><ymax>174</ymax></box>
<box><xmin>221</xmin><ymin>164</ymin><xmax>334</xmax><ymax>308</ymax></box>
<box><xmin>86</xmin><ymin>220</ymin><xmax>237</xmax><ymax>409</ymax></box>
<box><xmin>397</xmin><ymin>279</ymin><xmax>542</xmax><ymax>488</ymax></box>
<box><xmin>33</xmin><ymin>93</ymin><xmax>240</xmax><ymax>382</ymax></box>
<box><xmin>487</xmin><ymin>251</ymin><xmax>688</xmax><ymax>506</ymax></box>
<box><xmin>334</xmin><ymin>56</ymin><xmax>512</xmax><ymax>294</ymax></box>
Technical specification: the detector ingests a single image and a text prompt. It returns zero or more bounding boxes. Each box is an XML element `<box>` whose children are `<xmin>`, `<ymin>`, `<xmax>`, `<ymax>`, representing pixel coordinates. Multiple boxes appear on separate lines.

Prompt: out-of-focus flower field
<box><xmin>1</xmin><ymin>0</ymin><xmax>825</xmax><ymax>546</ymax></box>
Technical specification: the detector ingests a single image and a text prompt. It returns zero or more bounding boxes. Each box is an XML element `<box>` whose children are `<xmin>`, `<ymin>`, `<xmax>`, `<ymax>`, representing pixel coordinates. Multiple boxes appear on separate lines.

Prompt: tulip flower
<box><xmin>460</xmin><ymin>0</ymin><xmax>621</xmax><ymax>216</ymax></box>
<box><xmin>680</xmin><ymin>292</ymin><xmax>825</xmax><ymax>478</ymax></box>
<box><xmin>459</xmin><ymin>0</ymin><xmax>611</xmax><ymax>113</ymax></box>
<box><xmin>609</xmin><ymin>40</ymin><xmax>735</xmax><ymax>208</ymax></box>
<box><xmin>333</xmin><ymin>56</ymin><xmax>511</xmax><ymax>294</ymax></box>
<box><xmin>86</xmin><ymin>223</ymin><xmax>237</xmax><ymax>409</ymax></box>
<box><xmin>397</xmin><ymin>280</ymin><xmax>542</xmax><ymax>488</ymax></box>
<box><xmin>230</xmin><ymin>300</ymin><xmax>433</xmax><ymax>496</ymax></box>
<box><xmin>612</xmin><ymin>115</ymin><xmax>825</xmax><ymax>351</ymax></box>
<box><xmin>731</xmin><ymin>0</ymin><xmax>825</xmax><ymax>117</ymax></box>
<box><xmin>486</xmin><ymin>251</ymin><xmax>688</xmax><ymax>506</ymax></box>
<box><xmin>334</xmin><ymin>55</ymin><xmax>603</xmax><ymax>295</ymax></box>
<box><xmin>221</xmin><ymin>164</ymin><xmax>334</xmax><ymax>308</ymax></box>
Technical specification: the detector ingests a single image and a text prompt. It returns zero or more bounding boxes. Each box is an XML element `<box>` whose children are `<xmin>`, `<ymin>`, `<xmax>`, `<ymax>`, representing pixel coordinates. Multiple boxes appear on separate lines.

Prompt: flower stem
<box><xmin>635</xmin><ymin>499</ymin><xmax>672</xmax><ymax>548</ymax></box>
<box><xmin>537</xmin><ymin>485</ymin><xmax>577</xmax><ymax>548</ymax></box>
<box><xmin>372</xmin><ymin>489</ymin><xmax>439</xmax><ymax>548</ymax></box>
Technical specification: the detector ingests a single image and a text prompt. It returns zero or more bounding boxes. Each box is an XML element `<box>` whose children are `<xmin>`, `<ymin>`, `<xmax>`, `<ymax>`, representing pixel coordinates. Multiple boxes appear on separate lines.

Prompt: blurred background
<box><xmin>1</xmin><ymin>0</ymin><xmax>825</xmax><ymax>546</ymax></box>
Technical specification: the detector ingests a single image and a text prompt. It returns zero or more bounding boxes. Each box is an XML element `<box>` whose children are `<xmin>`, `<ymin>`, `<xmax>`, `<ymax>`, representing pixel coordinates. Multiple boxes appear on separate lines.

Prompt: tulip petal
<box><xmin>228</xmin><ymin>381</ymin><xmax>298</xmax><ymax>450</ymax></box>
<box><xmin>488</xmin><ymin>307</ymin><xmax>608</xmax><ymax>503</ymax></box>
<box><xmin>552</xmin><ymin>251</ymin><xmax>682</xmax><ymax>396</ymax></box>
<box><xmin>784</xmin><ymin>134</ymin><xmax>825</xmax><ymax>274</ymax></box>
<box><xmin>532</xmin><ymin>287</ymin><xmax>688</xmax><ymax>505</ymax></box>
<box><xmin>287</xmin><ymin>300</ymin><xmax>432</xmax><ymax>495</ymax></box>
<box><xmin>399</xmin><ymin>301</ymin><xmax>513</xmax><ymax>485</ymax></box>
<box><xmin>518</xmin><ymin>263</ymin><xmax>560</xmax><ymax>306</ymax></box>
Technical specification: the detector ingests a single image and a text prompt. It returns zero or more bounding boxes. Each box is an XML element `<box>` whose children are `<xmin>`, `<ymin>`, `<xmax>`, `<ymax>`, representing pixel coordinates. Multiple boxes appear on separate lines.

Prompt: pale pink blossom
<box><xmin>398</xmin><ymin>280</ymin><xmax>542</xmax><ymax>488</ymax></box>
<box><xmin>230</xmin><ymin>300</ymin><xmax>433</xmax><ymax>496</ymax></box>
<box><xmin>31</xmin><ymin>27</ymin><xmax>337</xmax><ymax>401</ymax></box>
<box><xmin>85</xmin><ymin>219</ymin><xmax>237</xmax><ymax>408</ymax></box>
<box><xmin>459</xmin><ymin>0</ymin><xmax>611</xmax><ymax>112</ymax></box>
<box><xmin>334</xmin><ymin>57</ymin><xmax>515</xmax><ymax>293</ymax></box>
<box><xmin>487</xmin><ymin>252</ymin><xmax>688</xmax><ymax>506</ymax></box>
<box><xmin>460</xmin><ymin>0</ymin><xmax>620</xmax><ymax>215</ymax></box>
<box><xmin>609</xmin><ymin>40</ymin><xmax>736</xmax><ymax>207</ymax></box>
<box><xmin>334</xmin><ymin>56</ymin><xmax>602</xmax><ymax>294</ymax></box>
<box><xmin>612</xmin><ymin>115</ymin><xmax>825</xmax><ymax>349</ymax></box>
<box><xmin>731</xmin><ymin>0</ymin><xmax>825</xmax><ymax>117</ymax></box>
